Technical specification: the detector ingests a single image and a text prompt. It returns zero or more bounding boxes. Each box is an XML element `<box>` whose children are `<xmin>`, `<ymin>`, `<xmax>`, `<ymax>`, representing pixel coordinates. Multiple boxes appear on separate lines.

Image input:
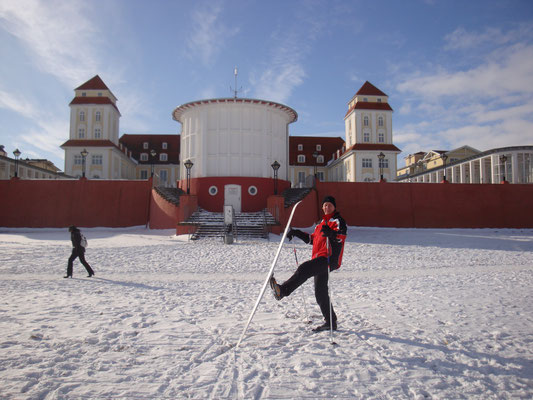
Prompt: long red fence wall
<box><xmin>310</xmin><ymin>182</ymin><xmax>533</xmax><ymax>229</ymax></box>
<box><xmin>0</xmin><ymin>179</ymin><xmax>152</xmax><ymax>228</ymax></box>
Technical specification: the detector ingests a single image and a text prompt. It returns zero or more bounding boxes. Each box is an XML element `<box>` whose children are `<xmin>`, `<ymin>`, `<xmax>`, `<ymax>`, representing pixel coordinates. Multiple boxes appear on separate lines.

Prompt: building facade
<box><xmin>397</xmin><ymin>146</ymin><xmax>533</xmax><ymax>184</ymax></box>
<box><xmin>331</xmin><ymin>81</ymin><xmax>401</xmax><ymax>182</ymax></box>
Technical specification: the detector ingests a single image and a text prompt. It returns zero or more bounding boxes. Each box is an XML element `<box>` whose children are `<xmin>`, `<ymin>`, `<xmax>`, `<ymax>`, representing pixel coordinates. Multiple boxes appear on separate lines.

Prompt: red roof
<box><xmin>119</xmin><ymin>134</ymin><xmax>180</xmax><ymax>164</ymax></box>
<box><xmin>356</xmin><ymin>81</ymin><xmax>388</xmax><ymax>97</ymax></box>
<box><xmin>289</xmin><ymin>136</ymin><xmax>345</xmax><ymax>165</ymax></box>
<box><xmin>345</xmin><ymin>101</ymin><xmax>393</xmax><ymax>117</ymax></box>
<box><xmin>69</xmin><ymin>96</ymin><xmax>120</xmax><ymax>114</ymax></box>
<box><xmin>346</xmin><ymin>143</ymin><xmax>401</xmax><ymax>152</ymax></box>
<box><xmin>75</xmin><ymin>75</ymin><xmax>110</xmax><ymax>91</ymax></box>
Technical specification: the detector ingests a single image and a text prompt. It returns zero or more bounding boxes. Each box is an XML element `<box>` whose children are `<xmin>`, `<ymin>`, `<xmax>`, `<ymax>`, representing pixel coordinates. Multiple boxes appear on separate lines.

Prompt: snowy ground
<box><xmin>0</xmin><ymin>225</ymin><xmax>532</xmax><ymax>399</ymax></box>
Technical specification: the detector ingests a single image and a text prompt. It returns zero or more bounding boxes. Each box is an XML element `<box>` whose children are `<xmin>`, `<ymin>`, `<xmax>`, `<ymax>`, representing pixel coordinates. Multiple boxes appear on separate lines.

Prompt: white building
<box><xmin>328</xmin><ymin>81</ymin><xmax>401</xmax><ymax>182</ymax></box>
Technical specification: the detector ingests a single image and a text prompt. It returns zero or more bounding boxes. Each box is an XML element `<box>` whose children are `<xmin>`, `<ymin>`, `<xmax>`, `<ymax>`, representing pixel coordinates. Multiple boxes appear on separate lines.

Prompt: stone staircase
<box><xmin>154</xmin><ymin>186</ymin><xmax>185</xmax><ymax>206</ymax></box>
<box><xmin>183</xmin><ymin>208</ymin><xmax>278</xmax><ymax>240</ymax></box>
<box><xmin>282</xmin><ymin>187</ymin><xmax>312</xmax><ymax>207</ymax></box>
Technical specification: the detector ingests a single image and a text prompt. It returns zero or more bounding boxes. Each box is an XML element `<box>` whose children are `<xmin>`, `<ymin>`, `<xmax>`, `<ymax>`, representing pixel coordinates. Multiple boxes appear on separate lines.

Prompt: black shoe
<box><xmin>269</xmin><ymin>276</ymin><xmax>283</xmax><ymax>301</ymax></box>
<box><xmin>87</xmin><ymin>273</ymin><xmax>94</xmax><ymax>277</ymax></box>
<box><xmin>63</xmin><ymin>275</ymin><xmax>72</xmax><ymax>279</ymax></box>
<box><xmin>313</xmin><ymin>321</ymin><xmax>337</xmax><ymax>332</ymax></box>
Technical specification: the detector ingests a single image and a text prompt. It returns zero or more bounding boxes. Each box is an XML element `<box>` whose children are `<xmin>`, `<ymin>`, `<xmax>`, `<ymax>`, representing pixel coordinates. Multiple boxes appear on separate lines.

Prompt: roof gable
<box><xmin>75</xmin><ymin>75</ymin><xmax>110</xmax><ymax>91</ymax></box>
<box><xmin>356</xmin><ymin>81</ymin><xmax>388</xmax><ymax>97</ymax></box>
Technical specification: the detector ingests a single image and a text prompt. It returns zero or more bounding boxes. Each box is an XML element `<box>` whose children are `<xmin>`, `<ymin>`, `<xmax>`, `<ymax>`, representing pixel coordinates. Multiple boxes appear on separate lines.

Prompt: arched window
<box><xmin>363</xmin><ymin>116</ymin><xmax>369</xmax><ymax>126</ymax></box>
<box><xmin>297</xmin><ymin>155</ymin><xmax>305</xmax><ymax>163</ymax></box>
<box><xmin>79</xmin><ymin>111</ymin><xmax>85</xmax><ymax>122</ymax></box>
<box><xmin>95</xmin><ymin>111</ymin><xmax>101</xmax><ymax>122</ymax></box>
<box><xmin>378</xmin><ymin>116</ymin><xmax>384</xmax><ymax>127</ymax></box>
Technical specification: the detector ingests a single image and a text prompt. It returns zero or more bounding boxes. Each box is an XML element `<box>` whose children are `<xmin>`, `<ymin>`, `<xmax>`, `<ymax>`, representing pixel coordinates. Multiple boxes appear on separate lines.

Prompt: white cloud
<box><xmin>186</xmin><ymin>4</ymin><xmax>239</xmax><ymax>67</ymax></box>
<box><xmin>0</xmin><ymin>89</ymin><xmax>38</xmax><ymax>117</ymax></box>
<box><xmin>0</xmin><ymin>0</ymin><xmax>101</xmax><ymax>87</ymax></box>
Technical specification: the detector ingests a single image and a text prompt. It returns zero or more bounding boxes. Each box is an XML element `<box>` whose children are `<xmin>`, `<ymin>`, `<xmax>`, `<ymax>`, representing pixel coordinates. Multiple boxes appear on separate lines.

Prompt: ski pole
<box><xmin>293</xmin><ymin>246</ymin><xmax>310</xmax><ymax>323</ymax></box>
<box><xmin>326</xmin><ymin>236</ymin><xmax>337</xmax><ymax>345</ymax></box>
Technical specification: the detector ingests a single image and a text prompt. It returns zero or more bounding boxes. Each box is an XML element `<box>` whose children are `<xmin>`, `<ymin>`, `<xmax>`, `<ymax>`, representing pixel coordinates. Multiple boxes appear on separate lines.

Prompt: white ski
<box><xmin>236</xmin><ymin>200</ymin><xmax>303</xmax><ymax>348</ymax></box>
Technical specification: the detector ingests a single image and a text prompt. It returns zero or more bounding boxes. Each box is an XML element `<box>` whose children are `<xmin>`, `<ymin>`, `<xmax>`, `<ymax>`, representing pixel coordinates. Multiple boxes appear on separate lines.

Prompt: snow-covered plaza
<box><xmin>1</xmin><ymin>226</ymin><xmax>532</xmax><ymax>399</ymax></box>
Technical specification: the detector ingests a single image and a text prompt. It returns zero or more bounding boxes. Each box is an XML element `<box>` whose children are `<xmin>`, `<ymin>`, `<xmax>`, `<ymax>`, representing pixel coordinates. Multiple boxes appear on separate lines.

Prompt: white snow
<box><xmin>0</xmin><ymin>226</ymin><xmax>532</xmax><ymax>399</ymax></box>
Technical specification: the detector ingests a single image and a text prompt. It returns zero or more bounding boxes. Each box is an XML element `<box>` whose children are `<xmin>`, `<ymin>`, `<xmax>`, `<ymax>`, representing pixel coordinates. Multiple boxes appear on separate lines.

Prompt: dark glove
<box><xmin>287</xmin><ymin>228</ymin><xmax>310</xmax><ymax>244</ymax></box>
<box><xmin>321</xmin><ymin>224</ymin><xmax>337</xmax><ymax>240</ymax></box>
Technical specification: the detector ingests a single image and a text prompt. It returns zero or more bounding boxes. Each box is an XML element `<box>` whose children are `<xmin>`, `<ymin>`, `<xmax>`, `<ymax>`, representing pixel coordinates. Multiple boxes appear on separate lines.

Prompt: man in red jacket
<box><xmin>270</xmin><ymin>196</ymin><xmax>347</xmax><ymax>332</ymax></box>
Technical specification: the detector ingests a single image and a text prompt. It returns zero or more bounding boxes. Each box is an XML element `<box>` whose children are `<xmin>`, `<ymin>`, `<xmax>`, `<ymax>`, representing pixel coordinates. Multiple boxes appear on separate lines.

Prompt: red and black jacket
<box><xmin>310</xmin><ymin>211</ymin><xmax>347</xmax><ymax>269</ymax></box>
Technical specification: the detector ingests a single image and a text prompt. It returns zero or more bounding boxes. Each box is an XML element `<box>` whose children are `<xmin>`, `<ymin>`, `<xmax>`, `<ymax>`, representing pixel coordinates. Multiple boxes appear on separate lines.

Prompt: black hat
<box><xmin>322</xmin><ymin>196</ymin><xmax>336</xmax><ymax>208</ymax></box>
<box><xmin>68</xmin><ymin>225</ymin><xmax>76</xmax><ymax>232</ymax></box>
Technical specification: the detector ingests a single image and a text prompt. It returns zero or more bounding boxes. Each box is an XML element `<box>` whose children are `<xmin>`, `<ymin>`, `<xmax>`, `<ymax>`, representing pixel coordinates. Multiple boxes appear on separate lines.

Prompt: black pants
<box><xmin>280</xmin><ymin>256</ymin><xmax>337</xmax><ymax>324</ymax></box>
<box><xmin>67</xmin><ymin>248</ymin><xmax>94</xmax><ymax>277</ymax></box>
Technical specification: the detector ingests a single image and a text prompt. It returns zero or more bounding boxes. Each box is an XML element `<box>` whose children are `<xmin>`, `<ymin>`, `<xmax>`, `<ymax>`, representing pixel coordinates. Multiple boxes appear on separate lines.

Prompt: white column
<box><xmin>491</xmin><ymin>154</ymin><xmax>499</xmax><ymax>184</ymax></box>
<box><xmin>460</xmin><ymin>163</ymin><xmax>466</xmax><ymax>183</ymax></box>
<box><xmin>511</xmin><ymin>152</ymin><xmax>519</xmax><ymax>183</ymax></box>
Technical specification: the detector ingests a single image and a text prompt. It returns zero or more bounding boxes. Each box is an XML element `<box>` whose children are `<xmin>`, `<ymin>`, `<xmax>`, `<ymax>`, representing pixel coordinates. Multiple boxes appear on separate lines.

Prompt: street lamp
<box><xmin>500</xmin><ymin>154</ymin><xmax>508</xmax><ymax>183</ymax></box>
<box><xmin>13</xmin><ymin>148</ymin><xmax>21</xmax><ymax>178</ymax></box>
<box><xmin>184</xmin><ymin>159</ymin><xmax>193</xmax><ymax>194</ymax></box>
<box><xmin>150</xmin><ymin>149</ymin><xmax>156</xmax><ymax>177</ymax></box>
<box><xmin>378</xmin><ymin>152</ymin><xmax>385</xmax><ymax>182</ymax></box>
<box><xmin>80</xmin><ymin>149</ymin><xmax>88</xmax><ymax>178</ymax></box>
<box><xmin>271</xmin><ymin>160</ymin><xmax>280</xmax><ymax>195</ymax></box>
<box><xmin>312</xmin><ymin>151</ymin><xmax>319</xmax><ymax>178</ymax></box>
<box><xmin>441</xmin><ymin>153</ymin><xmax>448</xmax><ymax>182</ymax></box>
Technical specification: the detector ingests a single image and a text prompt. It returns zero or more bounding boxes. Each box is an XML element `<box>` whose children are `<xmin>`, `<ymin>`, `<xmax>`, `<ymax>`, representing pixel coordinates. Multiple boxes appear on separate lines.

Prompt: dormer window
<box><xmin>316</xmin><ymin>144</ymin><xmax>321</xmax><ymax>151</ymax></box>
<box><xmin>162</xmin><ymin>142</ymin><xmax>168</xmax><ymax>149</ymax></box>
<box><xmin>297</xmin><ymin>155</ymin><xmax>305</xmax><ymax>163</ymax></box>
<box><xmin>160</xmin><ymin>153</ymin><xmax>168</xmax><ymax>162</ymax></box>
<box><xmin>143</xmin><ymin>142</ymin><xmax>149</xmax><ymax>149</ymax></box>
<box><xmin>298</xmin><ymin>144</ymin><xmax>303</xmax><ymax>151</ymax></box>
<box><xmin>140</xmin><ymin>153</ymin><xmax>148</xmax><ymax>161</ymax></box>
<box><xmin>317</xmin><ymin>155</ymin><xmax>324</xmax><ymax>163</ymax></box>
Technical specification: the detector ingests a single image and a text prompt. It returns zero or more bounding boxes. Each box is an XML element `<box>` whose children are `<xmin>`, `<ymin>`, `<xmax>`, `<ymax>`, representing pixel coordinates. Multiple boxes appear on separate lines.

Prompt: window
<box><xmin>95</xmin><ymin>111</ymin><xmax>101</xmax><ymax>122</ymax></box>
<box><xmin>363</xmin><ymin>132</ymin><xmax>370</xmax><ymax>142</ymax></box>
<box><xmin>317</xmin><ymin>171</ymin><xmax>325</xmax><ymax>181</ymax></box>
<box><xmin>92</xmin><ymin>155</ymin><xmax>103</xmax><ymax>165</ymax></box>
<box><xmin>140</xmin><ymin>153</ymin><xmax>148</xmax><ymax>161</ymax></box>
<box><xmin>298</xmin><ymin>171</ymin><xmax>305</xmax><ymax>183</ymax></box>
<box><xmin>298</xmin><ymin>144</ymin><xmax>303</xmax><ymax>151</ymax></box>
<box><xmin>79</xmin><ymin>111</ymin><xmax>85</xmax><ymax>122</ymax></box>
<box><xmin>162</xmin><ymin>142</ymin><xmax>168</xmax><ymax>149</ymax></box>
<box><xmin>363</xmin><ymin>116</ymin><xmax>369</xmax><ymax>126</ymax></box>
<box><xmin>159</xmin><ymin>170</ymin><xmax>168</xmax><ymax>182</ymax></box>
<box><xmin>297</xmin><ymin>155</ymin><xmax>306</xmax><ymax>163</ymax></box>
<box><xmin>378</xmin><ymin>116</ymin><xmax>384</xmax><ymax>127</ymax></box>
<box><xmin>317</xmin><ymin>155</ymin><xmax>324</xmax><ymax>163</ymax></box>
<box><xmin>143</xmin><ymin>142</ymin><xmax>149</xmax><ymax>149</ymax></box>
<box><xmin>81</xmin><ymin>92</ymin><xmax>86</xmax><ymax>97</ymax></box>
<box><xmin>140</xmin><ymin>170</ymin><xmax>148</xmax><ymax>179</ymax></box>
<box><xmin>74</xmin><ymin>155</ymin><xmax>82</xmax><ymax>165</ymax></box>
<box><xmin>98</xmin><ymin>92</ymin><xmax>102</xmax><ymax>97</ymax></box>
<box><xmin>160</xmin><ymin>153</ymin><xmax>168</xmax><ymax>162</ymax></box>
<box><xmin>78</xmin><ymin>128</ymin><xmax>85</xmax><ymax>138</ymax></box>
<box><xmin>362</xmin><ymin>158</ymin><xmax>372</xmax><ymax>168</ymax></box>
<box><xmin>248</xmin><ymin>186</ymin><xmax>258</xmax><ymax>196</ymax></box>
<box><xmin>377</xmin><ymin>98</ymin><xmax>382</xmax><ymax>103</ymax></box>
<box><xmin>378</xmin><ymin>132</ymin><xmax>384</xmax><ymax>143</ymax></box>
<box><xmin>363</xmin><ymin>97</ymin><xmax>368</xmax><ymax>102</ymax></box>
<box><xmin>209</xmin><ymin>186</ymin><xmax>218</xmax><ymax>196</ymax></box>
<box><xmin>379</xmin><ymin>158</ymin><xmax>389</xmax><ymax>169</ymax></box>
<box><xmin>316</xmin><ymin>144</ymin><xmax>321</xmax><ymax>151</ymax></box>
<box><xmin>94</xmin><ymin>128</ymin><xmax>101</xmax><ymax>139</ymax></box>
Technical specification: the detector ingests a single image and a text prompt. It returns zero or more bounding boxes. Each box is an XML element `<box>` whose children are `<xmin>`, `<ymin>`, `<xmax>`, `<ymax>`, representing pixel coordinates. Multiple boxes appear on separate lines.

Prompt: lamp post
<box><xmin>378</xmin><ymin>152</ymin><xmax>385</xmax><ymax>182</ymax></box>
<box><xmin>271</xmin><ymin>160</ymin><xmax>280</xmax><ymax>195</ymax></box>
<box><xmin>150</xmin><ymin>149</ymin><xmax>156</xmax><ymax>177</ymax></box>
<box><xmin>441</xmin><ymin>153</ymin><xmax>448</xmax><ymax>182</ymax></box>
<box><xmin>313</xmin><ymin>151</ymin><xmax>318</xmax><ymax>178</ymax></box>
<box><xmin>80</xmin><ymin>149</ymin><xmax>88</xmax><ymax>178</ymax></box>
<box><xmin>13</xmin><ymin>148</ymin><xmax>21</xmax><ymax>178</ymax></box>
<box><xmin>500</xmin><ymin>154</ymin><xmax>508</xmax><ymax>183</ymax></box>
<box><xmin>184</xmin><ymin>159</ymin><xmax>193</xmax><ymax>194</ymax></box>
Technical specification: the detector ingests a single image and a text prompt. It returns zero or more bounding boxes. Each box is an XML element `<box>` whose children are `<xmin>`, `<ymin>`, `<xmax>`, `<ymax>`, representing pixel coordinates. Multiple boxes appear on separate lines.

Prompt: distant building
<box><xmin>397</xmin><ymin>145</ymin><xmax>533</xmax><ymax>184</ymax></box>
<box><xmin>332</xmin><ymin>81</ymin><xmax>401</xmax><ymax>182</ymax></box>
<box><xmin>0</xmin><ymin>148</ymin><xmax>68</xmax><ymax>180</ymax></box>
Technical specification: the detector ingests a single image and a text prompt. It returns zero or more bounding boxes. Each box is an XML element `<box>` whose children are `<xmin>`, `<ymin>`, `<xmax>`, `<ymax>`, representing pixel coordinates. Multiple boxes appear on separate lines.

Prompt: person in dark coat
<box><xmin>65</xmin><ymin>226</ymin><xmax>94</xmax><ymax>278</ymax></box>
<box><xmin>270</xmin><ymin>196</ymin><xmax>347</xmax><ymax>332</ymax></box>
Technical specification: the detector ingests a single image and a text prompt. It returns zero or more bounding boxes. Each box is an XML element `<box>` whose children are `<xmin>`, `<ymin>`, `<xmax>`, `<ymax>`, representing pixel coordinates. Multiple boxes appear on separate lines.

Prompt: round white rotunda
<box><xmin>172</xmin><ymin>98</ymin><xmax>298</xmax><ymax>181</ymax></box>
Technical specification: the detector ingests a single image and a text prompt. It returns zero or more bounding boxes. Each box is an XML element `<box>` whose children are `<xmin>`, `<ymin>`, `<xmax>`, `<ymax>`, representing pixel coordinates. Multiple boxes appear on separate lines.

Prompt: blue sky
<box><xmin>1</xmin><ymin>0</ymin><xmax>532</xmax><ymax>171</ymax></box>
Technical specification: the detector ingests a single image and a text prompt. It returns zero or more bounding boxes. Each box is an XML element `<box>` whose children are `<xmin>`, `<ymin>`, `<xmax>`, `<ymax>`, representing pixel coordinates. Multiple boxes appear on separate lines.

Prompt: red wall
<box><xmin>178</xmin><ymin>177</ymin><xmax>291</xmax><ymax>212</ymax></box>
<box><xmin>304</xmin><ymin>182</ymin><xmax>533</xmax><ymax>229</ymax></box>
<box><xmin>0</xmin><ymin>178</ymin><xmax>151</xmax><ymax>228</ymax></box>
<box><xmin>149</xmin><ymin>190</ymin><xmax>198</xmax><ymax>230</ymax></box>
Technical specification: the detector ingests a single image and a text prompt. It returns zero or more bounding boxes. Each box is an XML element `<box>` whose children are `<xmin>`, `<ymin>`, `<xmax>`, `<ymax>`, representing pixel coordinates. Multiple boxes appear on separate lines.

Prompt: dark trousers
<box><xmin>67</xmin><ymin>248</ymin><xmax>94</xmax><ymax>277</ymax></box>
<box><xmin>280</xmin><ymin>256</ymin><xmax>337</xmax><ymax>324</ymax></box>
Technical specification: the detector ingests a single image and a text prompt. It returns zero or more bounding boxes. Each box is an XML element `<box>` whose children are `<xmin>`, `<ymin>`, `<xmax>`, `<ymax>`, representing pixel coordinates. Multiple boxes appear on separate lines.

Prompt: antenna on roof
<box><xmin>230</xmin><ymin>66</ymin><xmax>242</xmax><ymax>98</ymax></box>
